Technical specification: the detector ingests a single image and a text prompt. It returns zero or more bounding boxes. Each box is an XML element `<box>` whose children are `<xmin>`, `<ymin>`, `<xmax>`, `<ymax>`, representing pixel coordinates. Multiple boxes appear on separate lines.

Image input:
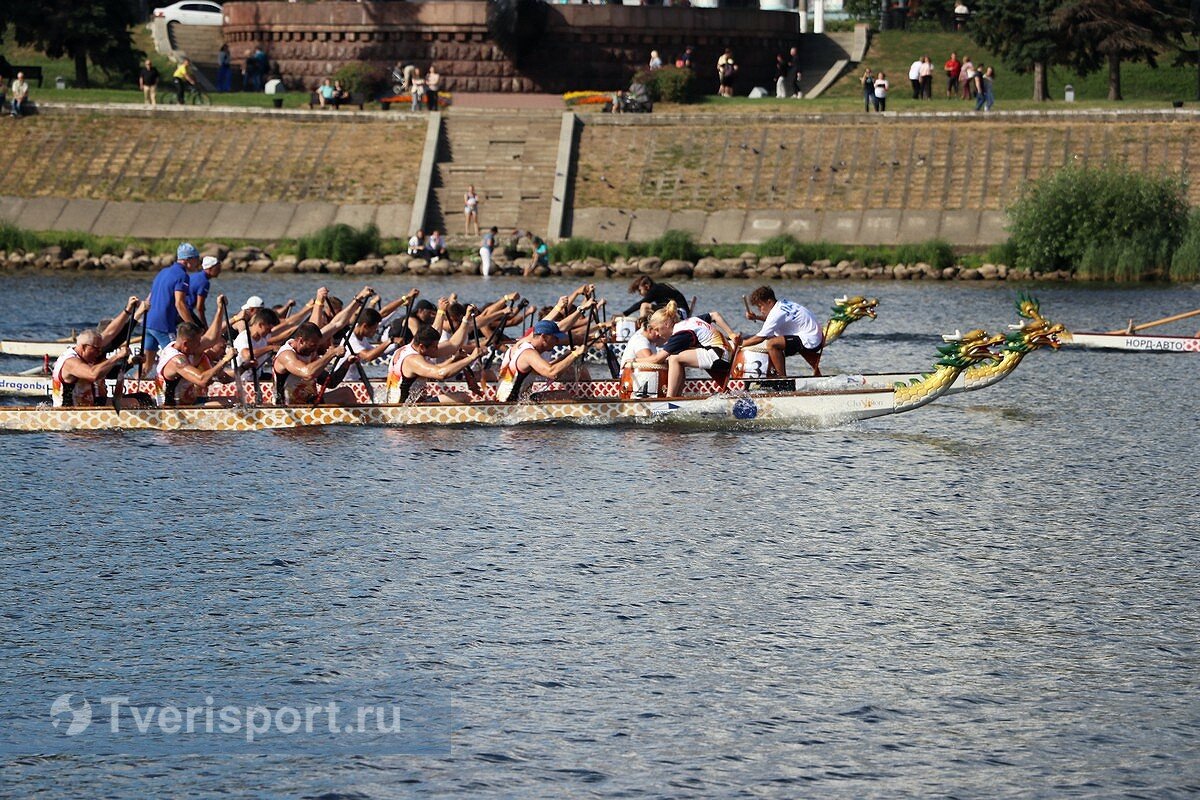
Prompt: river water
<box><xmin>1</xmin><ymin>272</ymin><xmax>1198</xmax><ymax>797</ymax></box>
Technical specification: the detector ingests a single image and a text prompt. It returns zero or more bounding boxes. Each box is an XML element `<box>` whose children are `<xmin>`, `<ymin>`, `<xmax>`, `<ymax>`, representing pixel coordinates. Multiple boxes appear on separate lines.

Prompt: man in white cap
<box><xmin>188</xmin><ymin>255</ymin><xmax>222</xmax><ymax>326</ymax></box>
<box><xmin>142</xmin><ymin>242</ymin><xmax>200</xmax><ymax>377</ymax></box>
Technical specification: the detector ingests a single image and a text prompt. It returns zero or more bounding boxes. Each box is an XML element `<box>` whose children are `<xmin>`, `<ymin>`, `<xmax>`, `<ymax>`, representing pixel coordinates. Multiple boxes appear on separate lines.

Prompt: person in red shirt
<box><xmin>945</xmin><ymin>52</ymin><xmax>962</xmax><ymax>99</ymax></box>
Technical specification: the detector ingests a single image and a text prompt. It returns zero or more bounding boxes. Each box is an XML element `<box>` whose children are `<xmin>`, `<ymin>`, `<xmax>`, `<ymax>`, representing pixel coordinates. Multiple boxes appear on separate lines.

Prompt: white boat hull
<box><xmin>1062</xmin><ymin>332</ymin><xmax>1200</xmax><ymax>353</ymax></box>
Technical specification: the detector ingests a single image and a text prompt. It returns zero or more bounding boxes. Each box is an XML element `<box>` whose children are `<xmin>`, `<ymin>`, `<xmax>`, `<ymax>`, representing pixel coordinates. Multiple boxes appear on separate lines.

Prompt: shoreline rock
<box><xmin>0</xmin><ymin>246</ymin><xmax>1098</xmax><ymax>283</ymax></box>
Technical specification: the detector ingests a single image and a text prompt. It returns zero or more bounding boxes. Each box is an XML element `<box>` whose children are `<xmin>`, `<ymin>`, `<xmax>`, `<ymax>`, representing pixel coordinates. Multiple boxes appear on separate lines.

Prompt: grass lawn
<box><xmin>822</xmin><ymin>30</ymin><xmax>1198</xmax><ymax>104</ymax></box>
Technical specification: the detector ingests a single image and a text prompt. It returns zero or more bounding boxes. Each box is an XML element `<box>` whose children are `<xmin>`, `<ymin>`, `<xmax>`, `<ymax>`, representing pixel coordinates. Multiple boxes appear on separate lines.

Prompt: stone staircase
<box><xmin>795</xmin><ymin>31</ymin><xmax>855</xmax><ymax>98</ymax></box>
<box><xmin>429</xmin><ymin>110</ymin><xmax>564</xmax><ymax>244</ymax></box>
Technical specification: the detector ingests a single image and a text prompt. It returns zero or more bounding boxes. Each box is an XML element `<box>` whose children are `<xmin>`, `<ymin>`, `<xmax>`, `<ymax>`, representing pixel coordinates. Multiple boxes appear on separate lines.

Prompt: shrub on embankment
<box><xmin>1006</xmin><ymin>165</ymin><xmax>1190</xmax><ymax>280</ymax></box>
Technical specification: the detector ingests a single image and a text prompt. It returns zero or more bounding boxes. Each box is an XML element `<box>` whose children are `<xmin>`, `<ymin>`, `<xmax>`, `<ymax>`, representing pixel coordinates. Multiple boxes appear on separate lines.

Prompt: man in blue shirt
<box><xmin>187</xmin><ymin>255</ymin><xmax>221</xmax><ymax>326</ymax></box>
<box><xmin>143</xmin><ymin>242</ymin><xmax>200</xmax><ymax>376</ymax></box>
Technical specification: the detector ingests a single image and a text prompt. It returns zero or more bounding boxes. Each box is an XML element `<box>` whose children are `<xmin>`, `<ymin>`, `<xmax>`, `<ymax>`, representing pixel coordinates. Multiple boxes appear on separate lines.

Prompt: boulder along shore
<box><xmin>0</xmin><ymin>244</ymin><xmax>1077</xmax><ymax>282</ymax></box>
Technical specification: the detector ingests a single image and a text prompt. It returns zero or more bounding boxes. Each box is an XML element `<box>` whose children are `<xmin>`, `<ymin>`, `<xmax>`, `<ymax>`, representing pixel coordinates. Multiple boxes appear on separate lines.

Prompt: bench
<box><xmin>10</xmin><ymin>65</ymin><xmax>43</xmax><ymax>88</ymax></box>
<box><xmin>308</xmin><ymin>90</ymin><xmax>365</xmax><ymax>111</ymax></box>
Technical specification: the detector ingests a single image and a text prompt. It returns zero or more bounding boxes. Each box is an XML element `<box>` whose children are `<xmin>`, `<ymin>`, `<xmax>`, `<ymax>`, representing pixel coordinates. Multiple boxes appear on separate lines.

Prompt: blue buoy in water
<box><xmin>732</xmin><ymin>397</ymin><xmax>758</xmax><ymax>419</ymax></box>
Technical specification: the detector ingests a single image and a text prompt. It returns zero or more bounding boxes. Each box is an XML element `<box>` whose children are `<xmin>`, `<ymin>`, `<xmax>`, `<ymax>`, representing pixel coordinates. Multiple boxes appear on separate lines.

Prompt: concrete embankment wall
<box><xmin>3</xmin><ymin>105</ymin><xmax>1197</xmax><ymax>246</ymax></box>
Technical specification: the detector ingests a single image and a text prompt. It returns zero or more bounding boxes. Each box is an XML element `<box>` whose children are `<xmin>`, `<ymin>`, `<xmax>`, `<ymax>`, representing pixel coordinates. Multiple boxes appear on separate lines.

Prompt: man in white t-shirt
<box><xmin>741</xmin><ymin>285</ymin><xmax>824</xmax><ymax>377</ymax></box>
<box><xmin>908</xmin><ymin>58</ymin><xmax>923</xmax><ymax>99</ymax></box>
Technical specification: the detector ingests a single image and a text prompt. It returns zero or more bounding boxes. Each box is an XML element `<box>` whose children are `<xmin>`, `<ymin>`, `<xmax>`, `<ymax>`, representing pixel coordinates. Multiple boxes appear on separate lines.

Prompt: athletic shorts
<box><xmin>143</xmin><ymin>327</ymin><xmax>174</xmax><ymax>352</ymax></box>
<box><xmin>693</xmin><ymin>346</ymin><xmax>724</xmax><ymax>370</ymax></box>
<box><xmin>783</xmin><ymin>335</ymin><xmax>822</xmax><ymax>357</ymax></box>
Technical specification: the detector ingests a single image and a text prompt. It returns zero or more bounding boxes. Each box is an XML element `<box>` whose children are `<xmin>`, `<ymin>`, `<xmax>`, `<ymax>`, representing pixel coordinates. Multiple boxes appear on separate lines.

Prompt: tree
<box><xmin>7</xmin><ymin>0</ymin><xmax>142</xmax><ymax>88</ymax></box>
<box><xmin>1054</xmin><ymin>0</ymin><xmax>1191</xmax><ymax>100</ymax></box>
<box><xmin>969</xmin><ymin>0</ymin><xmax>1065</xmax><ymax>101</ymax></box>
<box><xmin>1174</xmin><ymin>0</ymin><xmax>1200</xmax><ymax>100</ymax></box>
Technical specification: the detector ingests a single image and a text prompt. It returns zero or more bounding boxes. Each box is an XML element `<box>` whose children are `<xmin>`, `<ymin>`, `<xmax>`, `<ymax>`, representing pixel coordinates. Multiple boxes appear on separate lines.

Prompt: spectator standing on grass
<box><xmin>944</xmin><ymin>52</ymin><xmax>961</xmax><ymax>99</ymax></box>
<box><xmin>860</xmin><ymin>67</ymin><xmax>875</xmax><ymax>112</ymax></box>
<box><xmin>0</xmin><ymin>74</ymin><xmax>6</xmax><ymax>113</ymax></box>
<box><xmin>787</xmin><ymin>46</ymin><xmax>802</xmax><ymax>98</ymax></box>
<box><xmin>908</xmin><ymin>57</ymin><xmax>922</xmax><ymax>100</ymax></box>
<box><xmin>425</xmin><ymin>65</ymin><xmax>441</xmax><ymax>112</ymax></box>
<box><xmin>919</xmin><ymin>56</ymin><xmax>933</xmax><ymax>100</ymax></box>
<box><xmin>139</xmin><ymin>59</ymin><xmax>159</xmax><ymax>106</ymax></box>
<box><xmin>480</xmin><ymin>226</ymin><xmax>497</xmax><ymax>278</ymax></box>
<box><xmin>10</xmin><ymin>72</ymin><xmax>29</xmax><ymax>118</ymax></box>
<box><xmin>410</xmin><ymin>69</ymin><xmax>425</xmax><ymax>111</ymax></box>
<box><xmin>649</xmin><ymin>50</ymin><xmax>662</xmax><ymax>70</ymax></box>
<box><xmin>775</xmin><ymin>54</ymin><xmax>789</xmax><ymax>99</ymax></box>
<box><xmin>975</xmin><ymin>66</ymin><xmax>995</xmax><ymax>112</ymax></box>
<box><xmin>873</xmin><ymin>71</ymin><xmax>889</xmax><ymax>112</ymax></box>
<box><xmin>252</xmin><ymin>48</ymin><xmax>270</xmax><ymax>91</ymax></box>
<box><xmin>960</xmin><ymin>56</ymin><xmax>976</xmax><ymax>100</ymax></box>
<box><xmin>717</xmin><ymin>49</ymin><xmax>737</xmax><ymax>98</ymax></box>
<box><xmin>217</xmin><ymin>44</ymin><xmax>232</xmax><ymax>92</ymax></box>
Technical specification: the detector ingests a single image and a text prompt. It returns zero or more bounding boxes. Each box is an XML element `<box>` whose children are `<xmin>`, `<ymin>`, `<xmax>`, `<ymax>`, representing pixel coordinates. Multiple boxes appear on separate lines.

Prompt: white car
<box><xmin>153</xmin><ymin>1</ymin><xmax>223</xmax><ymax>26</ymax></box>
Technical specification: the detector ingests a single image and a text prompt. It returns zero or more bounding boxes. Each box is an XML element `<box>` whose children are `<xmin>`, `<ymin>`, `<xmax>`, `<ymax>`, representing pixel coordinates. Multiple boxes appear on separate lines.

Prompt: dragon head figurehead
<box><xmin>1005</xmin><ymin>293</ymin><xmax>1065</xmax><ymax>354</ymax></box>
<box><xmin>830</xmin><ymin>295</ymin><xmax>879</xmax><ymax>323</ymax></box>
<box><xmin>823</xmin><ymin>295</ymin><xmax>879</xmax><ymax>345</ymax></box>
<box><xmin>935</xmin><ymin>328</ymin><xmax>1006</xmax><ymax>369</ymax></box>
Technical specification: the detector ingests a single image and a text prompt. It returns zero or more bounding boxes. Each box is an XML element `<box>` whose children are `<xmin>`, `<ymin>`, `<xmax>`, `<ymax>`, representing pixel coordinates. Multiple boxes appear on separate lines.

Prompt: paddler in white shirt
<box><xmin>386</xmin><ymin>324</ymin><xmax>484</xmax><ymax>403</ymax></box>
<box><xmin>51</xmin><ymin>329</ymin><xmax>131</xmax><ymax>407</ymax></box>
<box><xmin>620</xmin><ymin>321</ymin><xmax>657</xmax><ymax>366</ymax></box>
<box><xmin>741</xmin><ymin>285</ymin><xmax>824</xmax><ymax>376</ymax></box>
<box><xmin>155</xmin><ymin>321</ymin><xmax>236</xmax><ymax>407</ymax></box>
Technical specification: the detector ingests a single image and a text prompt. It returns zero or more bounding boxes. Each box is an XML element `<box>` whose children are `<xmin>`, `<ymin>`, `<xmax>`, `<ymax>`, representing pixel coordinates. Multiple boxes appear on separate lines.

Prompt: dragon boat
<box><xmin>1059</xmin><ymin>306</ymin><xmax>1200</xmax><ymax>352</ymax></box>
<box><xmin>1059</xmin><ymin>331</ymin><xmax>1200</xmax><ymax>353</ymax></box>
<box><xmin>1</xmin><ymin>296</ymin><xmax>1062</xmax><ymax>405</ymax></box>
<box><xmin>0</xmin><ymin>329</ymin><xmax>1009</xmax><ymax>432</ymax></box>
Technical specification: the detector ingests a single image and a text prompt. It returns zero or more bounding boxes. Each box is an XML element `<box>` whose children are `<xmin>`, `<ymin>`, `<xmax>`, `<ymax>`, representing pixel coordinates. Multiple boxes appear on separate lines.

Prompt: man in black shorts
<box><xmin>741</xmin><ymin>285</ymin><xmax>825</xmax><ymax>377</ymax></box>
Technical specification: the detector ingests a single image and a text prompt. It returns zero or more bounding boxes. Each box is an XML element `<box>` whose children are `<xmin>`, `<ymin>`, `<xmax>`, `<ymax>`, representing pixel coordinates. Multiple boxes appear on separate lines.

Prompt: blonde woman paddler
<box><xmin>639</xmin><ymin>301</ymin><xmax>737</xmax><ymax>397</ymax></box>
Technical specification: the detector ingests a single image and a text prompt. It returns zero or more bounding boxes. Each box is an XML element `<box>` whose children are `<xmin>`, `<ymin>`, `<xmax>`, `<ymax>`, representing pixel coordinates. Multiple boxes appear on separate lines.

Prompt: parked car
<box><xmin>153</xmin><ymin>1</ymin><xmax>223</xmax><ymax>26</ymax></box>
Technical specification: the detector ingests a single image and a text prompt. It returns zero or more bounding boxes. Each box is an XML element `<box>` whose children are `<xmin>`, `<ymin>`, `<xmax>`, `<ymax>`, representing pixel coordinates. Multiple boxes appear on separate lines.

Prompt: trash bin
<box><xmin>1064</xmin><ymin>84</ymin><xmax>1075</xmax><ymax>103</ymax></box>
<box><xmin>264</xmin><ymin>78</ymin><xmax>285</xmax><ymax>109</ymax></box>
<box><xmin>55</xmin><ymin>76</ymin><xmax>66</xmax><ymax>90</ymax></box>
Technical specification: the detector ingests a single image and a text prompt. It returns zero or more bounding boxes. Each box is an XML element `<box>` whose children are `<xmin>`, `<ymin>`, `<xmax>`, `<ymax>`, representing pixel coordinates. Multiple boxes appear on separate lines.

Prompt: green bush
<box><xmin>295</xmin><ymin>223</ymin><xmax>380</xmax><ymax>263</ymax></box>
<box><xmin>551</xmin><ymin>237</ymin><xmax>625</xmax><ymax>263</ymax></box>
<box><xmin>632</xmin><ymin>66</ymin><xmax>699</xmax><ymax>104</ymax></box>
<box><xmin>1007</xmin><ymin>165</ymin><xmax>1190</xmax><ymax>279</ymax></box>
<box><xmin>645</xmin><ymin>229</ymin><xmax>700</xmax><ymax>262</ymax></box>
<box><xmin>894</xmin><ymin>239</ymin><xmax>955</xmax><ymax>271</ymax></box>
<box><xmin>330</xmin><ymin>62</ymin><xmax>388</xmax><ymax>99</ymax></box>
<box><xmin>0</xmin><ymin>219</ymin><xmax>40</xmax><ymax>252</ymax></box>
<box><xmin>1170</xmin><ymin>212</ymin><xmax>1200</xmax><ymax>281</ymax></box>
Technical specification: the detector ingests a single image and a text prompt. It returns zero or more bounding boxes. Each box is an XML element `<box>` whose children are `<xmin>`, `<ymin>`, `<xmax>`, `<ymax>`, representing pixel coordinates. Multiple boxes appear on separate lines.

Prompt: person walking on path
<box><xmin>860</xmin><ymin>67</ymin><xmax>875</xmax><ymax>112</ymax></box>
<box><xmin>873</xmin><ymin>71</ymin><xmax>889</xmax><ymax>112</ymax></box>
<box><xmin>139</xmin><ymin>59</ymin><xmax>159</xmax><ymax>106</ymax></box>
<box><xmin>410</xmin><ymin>69</ymin><xmax>425</xmax><ymax>111</ymax></box>
<box><xmin>975</xmin><ymin>66</ymin><xmax>995</xmax><ymax>111</ymax></box>
<box><xmin>464</xmin><ymin>185</ymin><xmax>480</xmax><ymax>236</ymax></box>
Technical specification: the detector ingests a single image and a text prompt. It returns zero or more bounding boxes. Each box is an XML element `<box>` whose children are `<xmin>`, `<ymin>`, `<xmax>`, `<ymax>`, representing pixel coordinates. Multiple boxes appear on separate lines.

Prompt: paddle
<box><xmin>589</xmin><ymin>302</ymin><xmax>621</xmax><ymax>379</ymax></box>
<box><xmin>719</xmin><ymin>337</ymin><xmax>742</xmax><ymax>393</ymax></box>
<box><xmin>313</xmin><ymin>294</ymin><xmax>371</xmax><ymax>406</ymax></box>
<box><xmin>111</xmin><ymin>308</ymin><xmax>139</xmax><ymax>414</ymax></box>
<box><xmin>1106</xmin><ymin>307</ymin><xmax>1200</xmax><ymax>335</ymax></box>
<box><xmin>464</xmin><ymin>309</ymin><xmax>484</xmax><ymax>396</ymax></box>
<box><xmin>221</xmin><ymin>301</ymin><xmax>248</xmax><ymax>408</ymax></box>
<box><xmin>136</xmin><ymin>301</ymin><xmax>148</xmax><ymax>380</ymax></box>
<box><xmin>742</xmin><ymin>294</ymin><xmax>754</xmax><ymax>320</ymax></box>
<box><xmin>344</xmin><ymin>329</ymin><xmax>376</xmax><ymax>405</ymax></box>
<box><xmin>242</xmin><ymin>312</ymin><xmax>264</xmax><ymax>406</ymax></box>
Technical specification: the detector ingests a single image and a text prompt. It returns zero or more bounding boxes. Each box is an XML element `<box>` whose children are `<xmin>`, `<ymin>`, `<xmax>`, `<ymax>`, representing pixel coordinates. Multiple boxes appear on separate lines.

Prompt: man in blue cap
<box><xmin>142</xmin><ymin>242</ymin><xmax>201</xmax><ymax>376</ymax></box>
<box><xmin>495</xmin><ymin>319</ymin><xmax>591</xmax><ymax>402</ymax></box>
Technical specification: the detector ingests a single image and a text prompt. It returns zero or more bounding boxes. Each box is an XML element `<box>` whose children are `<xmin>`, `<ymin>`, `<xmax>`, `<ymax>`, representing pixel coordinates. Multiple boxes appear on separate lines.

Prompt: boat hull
<box><xmin>0</xmin><ymin>389</ymin><xmax>904</xmax><ymax>432</ymax></box>
<box><xmin>1062</xmin><ymin>332</ymin><xmax>1200</xmax><ymax>352</ymax></box>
